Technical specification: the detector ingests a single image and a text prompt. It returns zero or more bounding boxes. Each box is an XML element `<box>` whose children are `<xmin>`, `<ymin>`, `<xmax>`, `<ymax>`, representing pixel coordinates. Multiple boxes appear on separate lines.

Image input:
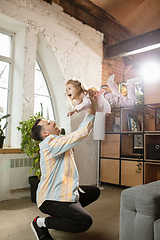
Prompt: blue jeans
<box><xmin>39</xmin><ymin>186</ymin><xmax>100</xmax><ymax>233</ymax></box>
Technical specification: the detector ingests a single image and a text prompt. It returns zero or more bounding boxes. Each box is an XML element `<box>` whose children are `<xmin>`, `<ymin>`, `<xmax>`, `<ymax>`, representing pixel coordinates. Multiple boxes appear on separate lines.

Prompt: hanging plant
<box><xmin>132</xmin><ymin>92</ymin><xmax>155</xmax><ymax>174</ymax></box>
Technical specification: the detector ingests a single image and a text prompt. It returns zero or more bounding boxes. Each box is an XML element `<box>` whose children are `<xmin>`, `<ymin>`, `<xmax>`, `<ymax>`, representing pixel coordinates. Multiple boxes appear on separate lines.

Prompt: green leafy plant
<box><xmin>133</xmin><ymin>91</ymin><xmax>155</xmax><ymax>126</ymax></box>
<box><xmin>136</xmin><ymin>161</ymin><xmax>142</xmax><ymax>174</ymax></box>
<box><xmin>0</xmin><ymin>114</ymin><xmax>11</xmax><ymax>136</ymax></box>
<box><xmin>133</xmin><ymin>92</ymin><xmax>155</xmax><ymax>174</ymax></box>
<box><xmin>131</xmin><ymin>93</ymin><xmax>144</xmax><ymax>174</ymax></box>
<box><xmin>17</xmin><ymin>113</ymin><xmax>42</xmax><ymax>178</ymax></box>
<box><xmin>17</xmin><ymin>113</ymin><xmax>66</xmax><ymax>178</ymax></box>
<box><xmin>135</xmin><ymin>134</ymin><xmax>143</xmax><ymax>174</ymax></box>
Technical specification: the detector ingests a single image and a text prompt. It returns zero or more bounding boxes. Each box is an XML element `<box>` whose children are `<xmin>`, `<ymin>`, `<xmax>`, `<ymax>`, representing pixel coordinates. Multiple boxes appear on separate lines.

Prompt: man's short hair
<box><xmin>31</xmin><ymin>118</ymin><xmax>43</xmax><ymax>141</ymax></box>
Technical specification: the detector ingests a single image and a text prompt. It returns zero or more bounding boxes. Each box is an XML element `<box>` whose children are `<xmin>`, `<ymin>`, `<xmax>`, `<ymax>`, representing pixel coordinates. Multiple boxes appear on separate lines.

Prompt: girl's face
<box><xmin>66</xmin><ymin>84</ymin><xmax>79</xmax><ymax>100</ymax></box>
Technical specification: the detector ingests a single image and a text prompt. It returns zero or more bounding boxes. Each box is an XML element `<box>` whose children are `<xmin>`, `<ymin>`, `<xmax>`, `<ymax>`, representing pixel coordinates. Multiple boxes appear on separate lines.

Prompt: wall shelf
<box><xmin>100</xmin><ymin>103</ymin><xmax>160</xmax><ymax>187</ymax></box>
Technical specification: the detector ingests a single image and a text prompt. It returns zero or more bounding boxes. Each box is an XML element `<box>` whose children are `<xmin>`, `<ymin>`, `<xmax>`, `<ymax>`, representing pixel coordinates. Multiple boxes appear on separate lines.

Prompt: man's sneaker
<box><xmin>31</xmin><ymin>216</ymin><xmax>54</xmax><ymax>240</ymax></box>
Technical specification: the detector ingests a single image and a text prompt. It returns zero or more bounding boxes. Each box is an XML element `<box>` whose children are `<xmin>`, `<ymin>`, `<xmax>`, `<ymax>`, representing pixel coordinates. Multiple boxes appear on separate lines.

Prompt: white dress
<box><xmin>75</xmin><ymin>81</ymin><xmax>136</xmax><ymax>114</ymax></box>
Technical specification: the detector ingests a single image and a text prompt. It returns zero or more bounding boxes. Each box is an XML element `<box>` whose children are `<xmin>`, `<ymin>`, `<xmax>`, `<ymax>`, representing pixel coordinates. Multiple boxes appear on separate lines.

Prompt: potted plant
<box><xmin>17</xmin><ymin>113</ymin><xmax>42</xmax><ymax>202</ymax></box>
<box><xmin>17</xmin><ymin>113</ymin><xmax>42</xmax><ymax>177</ymax></box>
<box><xmin>131</xmin><ymin>92</ymin><xmax>155</xmax><ymax>174</ymax></box>
<box><xmin>17</xmin><ymin>113</ymin><xmax>66</xmax><ymax>202</ymax></box>
<box><xmin>0</xmin><ymin>113</ymin><xmax>11</xmax><ymax>148</ymax></box>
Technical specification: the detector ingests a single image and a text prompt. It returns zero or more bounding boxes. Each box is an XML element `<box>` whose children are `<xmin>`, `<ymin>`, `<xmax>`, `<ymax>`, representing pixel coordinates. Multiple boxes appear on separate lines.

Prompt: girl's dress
<box><xmin>74</xmin><ymin>78</ymin><xmax>139</xmax><ymax>114</ymax></box>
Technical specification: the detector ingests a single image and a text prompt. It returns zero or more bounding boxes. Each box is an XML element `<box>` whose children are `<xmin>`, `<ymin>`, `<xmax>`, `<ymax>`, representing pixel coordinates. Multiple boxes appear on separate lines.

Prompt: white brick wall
<box><xmin>0</xmin><ymin>0</ymin><xmax>103</xmax><ymax>199</ymax></box>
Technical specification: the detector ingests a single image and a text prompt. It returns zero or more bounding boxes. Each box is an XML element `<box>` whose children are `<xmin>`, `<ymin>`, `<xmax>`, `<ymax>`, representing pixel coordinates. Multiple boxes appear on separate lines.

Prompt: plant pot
<box><xmin>0</xmin><ymin>136</ymin><xmax>5</xmax><ymax>148</ymax></box>
<box><xmin>28</xmin><ymin>176</ymin><xmax>40</xmax><ymax>203</ymax></box>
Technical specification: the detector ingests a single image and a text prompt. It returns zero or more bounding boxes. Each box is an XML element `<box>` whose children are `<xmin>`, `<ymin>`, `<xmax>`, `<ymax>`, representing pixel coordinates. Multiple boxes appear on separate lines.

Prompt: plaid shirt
<box><xmin>36</xmin><ymin>114</ymin><xmax>94</xmax><ymax>207</ymax></box>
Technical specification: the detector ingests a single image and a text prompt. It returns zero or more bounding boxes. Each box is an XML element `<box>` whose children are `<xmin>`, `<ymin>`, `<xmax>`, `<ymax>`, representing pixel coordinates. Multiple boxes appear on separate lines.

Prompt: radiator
<box><xmin>9</xmin><ymin>158</ymin><xmax>35</xmax><ymax>190</ymax></box>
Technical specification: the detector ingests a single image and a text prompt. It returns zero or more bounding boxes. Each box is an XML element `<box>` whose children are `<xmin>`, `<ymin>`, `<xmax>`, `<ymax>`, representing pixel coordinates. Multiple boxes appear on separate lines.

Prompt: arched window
<box><xmin>34</xmin><ymin>60</ymin><xmax>55</xmax><ymax>121</ymax></box>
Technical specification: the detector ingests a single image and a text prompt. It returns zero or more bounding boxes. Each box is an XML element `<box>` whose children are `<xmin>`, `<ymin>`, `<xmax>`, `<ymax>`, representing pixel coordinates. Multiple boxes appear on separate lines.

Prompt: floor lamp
<box><xmin>93</xmin><ymin>112</ymin><xmax>105</xmax><ymax>186</ymax></box>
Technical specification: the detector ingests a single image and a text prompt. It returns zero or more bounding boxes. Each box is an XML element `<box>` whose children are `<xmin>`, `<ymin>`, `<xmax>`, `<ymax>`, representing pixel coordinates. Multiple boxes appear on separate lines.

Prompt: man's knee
<box><xmin>94</xmin><ymin>186</ymin><xmax>100</xmax><ymax>200</ymax></box>
<box><xmin>80</xmin><ymin>214</ymin><xmax>93</xmax><ymax>232</ymax></box>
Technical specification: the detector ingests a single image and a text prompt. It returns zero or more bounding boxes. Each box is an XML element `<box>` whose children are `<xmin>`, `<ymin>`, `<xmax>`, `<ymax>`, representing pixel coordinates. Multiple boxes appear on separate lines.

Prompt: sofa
<box><xmin>119</xmin><ymin>180</ymin><xmax>160</xmax><ymax>240</ymax></box>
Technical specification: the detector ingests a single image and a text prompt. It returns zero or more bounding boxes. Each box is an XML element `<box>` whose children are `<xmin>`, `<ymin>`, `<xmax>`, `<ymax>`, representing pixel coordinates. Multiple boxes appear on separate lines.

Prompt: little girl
<box><xmin>66</xmin><ymin>75</ymin><xmax>141</xmax><ymax>117</ymax></box>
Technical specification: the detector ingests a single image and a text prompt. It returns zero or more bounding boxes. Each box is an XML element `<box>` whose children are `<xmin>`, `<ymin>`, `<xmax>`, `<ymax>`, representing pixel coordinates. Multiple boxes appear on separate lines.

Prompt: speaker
<box><xmin>148</xmin><ymin>143</ymin><xmax>160</xmax><ymax>160</ymax></box>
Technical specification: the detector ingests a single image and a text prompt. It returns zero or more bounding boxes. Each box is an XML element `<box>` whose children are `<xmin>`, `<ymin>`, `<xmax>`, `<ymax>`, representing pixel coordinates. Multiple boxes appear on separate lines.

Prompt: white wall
<box><xmin>0</xmin><ymin>153</ymin><xmax>35</xmax><ymax>201</ymax></box>
<box><xmin>0</xmin><ymin>0</ymin><xmax>103</xmax><ymax>200</ymax></box>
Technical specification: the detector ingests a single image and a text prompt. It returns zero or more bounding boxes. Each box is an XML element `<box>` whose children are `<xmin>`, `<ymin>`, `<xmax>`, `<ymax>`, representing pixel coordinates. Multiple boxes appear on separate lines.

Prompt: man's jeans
<box><xmin>39</xmin><ymin>186</ymin><xmax>100</xmax><ymax>233</ymax></box>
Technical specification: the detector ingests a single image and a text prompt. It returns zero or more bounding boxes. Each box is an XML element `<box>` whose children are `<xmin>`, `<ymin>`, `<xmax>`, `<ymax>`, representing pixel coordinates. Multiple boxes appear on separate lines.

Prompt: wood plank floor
<box><xmin>0</xmin><ymin>183</ymin><xmax>126</xmax><ymax>240</ymax></box>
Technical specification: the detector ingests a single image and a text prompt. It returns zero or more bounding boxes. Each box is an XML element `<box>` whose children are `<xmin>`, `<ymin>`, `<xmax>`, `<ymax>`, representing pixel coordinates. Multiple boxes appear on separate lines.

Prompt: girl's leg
<box><xmin>126</xmin><ymin>78</ymin><xmax>141</xmax><ymax>100</ymax></box>
<box><xmin>104</xmin><ymin>91</ymin><xmax>135</xmax><ymax>108</ymax></box>
<box><xmin>105</xmin><ymin>77</ymin><xmax>141</xmax><ymax>108</ymax></box>
<box><xmin>107</xmin><ymin>74</ymin><xmax>121</xmax><ymax>96</ymax></box>
<box><xmin>39</xmin><ymin>200</ymin><xmax>93</xmax><ymax>233</ymax></box>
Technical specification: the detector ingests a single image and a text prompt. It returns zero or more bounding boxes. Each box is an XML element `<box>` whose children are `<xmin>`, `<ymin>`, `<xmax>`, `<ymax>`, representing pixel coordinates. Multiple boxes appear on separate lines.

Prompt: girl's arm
<box><xmin>67</xmin><ymin>93</ymin><xmax>92</xmax><ymax>117</ymax></box>
<box><xmin>67</xmin><ymin>109</ymin><xmax>78</xmax><ymax>117</ymax></box>
<box><xmin>75</xmin><ymin>94</ymin><xmax>92</xmax><ymax>113</ymax></box>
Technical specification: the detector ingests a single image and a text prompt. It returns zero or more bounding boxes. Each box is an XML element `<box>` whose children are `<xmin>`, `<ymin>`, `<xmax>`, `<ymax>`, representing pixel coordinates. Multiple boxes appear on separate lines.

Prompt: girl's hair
<box><xmin>66</xmin><ymin>79</ymin><xmax>98</xmax><ymax>103</ymax></box>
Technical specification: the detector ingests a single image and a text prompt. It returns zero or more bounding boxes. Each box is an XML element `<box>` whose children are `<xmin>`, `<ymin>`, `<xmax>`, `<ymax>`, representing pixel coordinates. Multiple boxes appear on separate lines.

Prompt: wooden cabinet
<box><xmin>101</xmin><ymin>134</ymin><xmax>120</xmax><ymax>158</ymax></box>
<box><xmin>100</xmin><ymin>159</ymin><xmax>119</xmax><ymax>184</ymax></box>
<box><xmin>100</xmin><ymin>103</ymin><xmax>160</xmax><ymax>187</ymax></box>
<box><xmin>121</xmin><ymin>161</ymin><xmax>143</xmax><ymax>186</ymax></box>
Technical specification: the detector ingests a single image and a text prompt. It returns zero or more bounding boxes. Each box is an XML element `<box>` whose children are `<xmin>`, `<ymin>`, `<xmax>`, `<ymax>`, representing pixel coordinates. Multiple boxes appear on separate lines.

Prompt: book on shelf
<box><xmin>127</xmin><ymin>114</ymin><xmax>141</xmax><ymax>131</ymax></box>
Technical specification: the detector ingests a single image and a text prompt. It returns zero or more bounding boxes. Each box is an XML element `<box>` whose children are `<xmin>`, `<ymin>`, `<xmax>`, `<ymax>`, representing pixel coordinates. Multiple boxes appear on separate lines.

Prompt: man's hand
<box><xmin>88</xmin><ymin>99</ymin><xmax>97</xmax><ymax>115</ymax></box>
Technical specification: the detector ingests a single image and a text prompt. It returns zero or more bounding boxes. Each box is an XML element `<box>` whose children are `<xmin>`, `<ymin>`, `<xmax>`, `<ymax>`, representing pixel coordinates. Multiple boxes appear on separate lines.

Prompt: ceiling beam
<box><xmin>104</xmin><ymin>28</ymin><xmax>160</xmax><ymax>60</ymax></box>
<box><xmin>43</xmin><ymin>0</ymin><xmax>52</xmax><ymax>4</ymax></box>
<box><xmin>57</xmin><ymin>0</ymin><xmax>135</xmax><ymax>42</ymax></box>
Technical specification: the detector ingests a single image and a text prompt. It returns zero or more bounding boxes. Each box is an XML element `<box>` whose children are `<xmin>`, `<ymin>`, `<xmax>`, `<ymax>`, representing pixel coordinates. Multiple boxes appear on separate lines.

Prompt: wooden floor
<box><xmin>0</xmin><ymin>183</ymin><xmax>126</xmax><ymax>240</ymax></box>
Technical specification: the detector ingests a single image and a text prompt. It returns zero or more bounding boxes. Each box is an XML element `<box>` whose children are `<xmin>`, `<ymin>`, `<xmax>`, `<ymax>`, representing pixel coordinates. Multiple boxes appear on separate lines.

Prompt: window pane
<box><xmin>0</xmin><ymin>61</ymin><xmax>10</xmax><ymax>118</ymax></box>
<box><xmin>0</xmin><ymin>61</ymin><xmax>10</xmax><ymax>88</ymax></box>
<box><xmin>0</xmin><ymin>88</ymin><xmax>8</xmax><ymax>115</ymax></box>
<box><xmin>34</xmin><ymin>60</ymin><xmax>55</xmax><ymax>121</ymax></box>
<box><xmin>0</xmin><ymin>31</ymin><xmax>13</xmax><ymax>146</ymax></box>
<box><xmin>0</xmin><ymin>32</ymin><xmax>11</xmax><ymax>58</ymax></box>
<box><xmin>35</xmin><ymin>61</ymin><xmax>49</xmax><ymax>96</ymax></box>
<box><xmin>0</xmin><ymin>88</ymin><xmax>9</xmax><ymax>137</ymax></box>
<box><xmin>34</xmin><ymin>95</ymin><xmax>54</xmax><ymax>120</ymax></box>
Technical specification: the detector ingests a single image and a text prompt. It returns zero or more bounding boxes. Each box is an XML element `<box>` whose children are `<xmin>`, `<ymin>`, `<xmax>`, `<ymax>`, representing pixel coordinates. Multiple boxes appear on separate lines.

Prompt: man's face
<box><xmin>38</xmin><ymin>119</ymin><xmax>61</xmax><ymax>138</ymax></box>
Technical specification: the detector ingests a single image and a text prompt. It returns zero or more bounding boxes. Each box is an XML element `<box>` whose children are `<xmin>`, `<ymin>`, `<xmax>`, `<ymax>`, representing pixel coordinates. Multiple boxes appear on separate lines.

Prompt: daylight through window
<box><xmin>34</xmin><ymin>60</ymin><xmax>55</xmax><ymax>121</ymax></box>
<box><xmin>0</xmin><ymin>30</ymin><xmax>12</xmax><ymax>141</ymax></box>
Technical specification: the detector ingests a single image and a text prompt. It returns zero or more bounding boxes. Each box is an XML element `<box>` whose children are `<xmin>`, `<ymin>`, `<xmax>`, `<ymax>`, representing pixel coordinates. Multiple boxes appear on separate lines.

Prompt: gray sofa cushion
<box><xmin>120</xmin><ymin>180</ymin><xmax>160</xmax><ymax>240</ymax></box>
<box><xmin>154</xmin><ymin>219</ymin><xmax>160</xmax><ymax>240</ymax></box>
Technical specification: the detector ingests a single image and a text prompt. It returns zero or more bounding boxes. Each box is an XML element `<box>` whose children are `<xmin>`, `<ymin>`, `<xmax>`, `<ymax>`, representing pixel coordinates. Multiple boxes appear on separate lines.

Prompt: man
<box><xmin>30</xmin><ymin>105</ymin><xmax>100</xmax><ymax>240</ymax></box>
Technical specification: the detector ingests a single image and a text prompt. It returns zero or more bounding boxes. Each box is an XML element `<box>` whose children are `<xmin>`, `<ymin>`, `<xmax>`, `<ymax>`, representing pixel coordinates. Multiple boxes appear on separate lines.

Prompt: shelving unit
<box><xmin>100</xmin><ymin>103</ymin><xmax>160</xmax><ymax>187</ymax></box>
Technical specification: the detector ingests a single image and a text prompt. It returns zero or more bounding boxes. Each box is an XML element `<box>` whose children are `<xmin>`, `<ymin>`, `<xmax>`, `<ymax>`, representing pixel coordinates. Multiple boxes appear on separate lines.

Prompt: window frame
<box><xmin>0</xmin><ymin>28</ymin><xmax>15</xmax><ymax>146</ymax></box>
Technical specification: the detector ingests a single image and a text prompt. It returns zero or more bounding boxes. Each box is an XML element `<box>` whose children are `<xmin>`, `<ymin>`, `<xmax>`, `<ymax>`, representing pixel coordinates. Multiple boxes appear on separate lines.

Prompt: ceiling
<box><xmin>50</xmin><ymin>0</ymin><xmax>160</xmax><ymax>60</ymax></box>
<box><xmin>90</xmin><ymin>0</ymin><xmax>160</xmax><ymax>35</ymax></box>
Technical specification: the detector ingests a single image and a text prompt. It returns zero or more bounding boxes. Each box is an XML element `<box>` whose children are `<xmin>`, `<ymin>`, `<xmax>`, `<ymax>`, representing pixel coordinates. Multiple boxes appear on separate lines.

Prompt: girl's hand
<box><xmin>67</xmin><ymin>110</ymin><xmax>76</xmax><ymax>117</ymax></box>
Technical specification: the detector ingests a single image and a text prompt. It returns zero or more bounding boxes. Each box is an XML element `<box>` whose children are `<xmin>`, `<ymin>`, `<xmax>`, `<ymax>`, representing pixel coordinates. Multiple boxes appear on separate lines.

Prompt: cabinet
<box><xmin>100</xmin><ymin>104</ymin><xmax>160</xmax><ymax>187</ymax></box>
